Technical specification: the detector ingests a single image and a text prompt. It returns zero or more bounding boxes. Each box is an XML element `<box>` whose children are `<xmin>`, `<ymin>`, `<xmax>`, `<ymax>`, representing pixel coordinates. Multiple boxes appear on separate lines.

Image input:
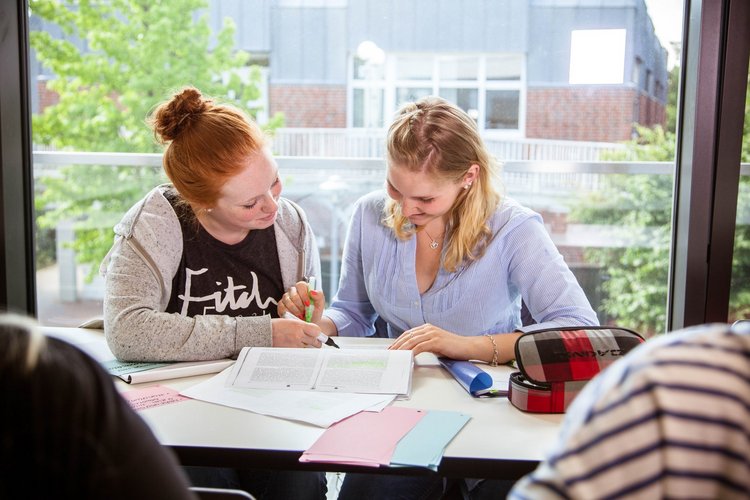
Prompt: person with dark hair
<box><xmin>101</xmin><ymin>86</ymin><xmax>327</xmax><ymax>499</ymax></box>
<box><xmin>510</xmin><ymin>321</ymin><xmax>750</xmax><ymax>499</ymax></box>
<box><xmin>280</xmin><ymin>96</ymin><xmax>598</xmax><ymax>499</ymax></box>
<box><xmin>0</xmin><ymin>314</ymin><xmax>195</xmax><ymax>499</ymax></box>
<box><xmin>102</xmin><ymin>86</ymin><xmax>324</xmax><ymax>362</ymax></box>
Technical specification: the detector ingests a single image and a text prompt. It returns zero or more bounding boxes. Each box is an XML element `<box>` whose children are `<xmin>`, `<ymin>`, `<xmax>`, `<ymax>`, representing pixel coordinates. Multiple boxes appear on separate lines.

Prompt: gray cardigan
<box><xmin>100</xmin><ymin>185</ymin><xmax>321</xmax><ymax>362</ymax></box>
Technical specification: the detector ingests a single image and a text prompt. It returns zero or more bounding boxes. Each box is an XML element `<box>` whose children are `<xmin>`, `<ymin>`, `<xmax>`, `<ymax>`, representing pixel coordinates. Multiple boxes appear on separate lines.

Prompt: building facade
<box><xmin>31</xmin><ymin>0</ymin><xmax>668</xmax><ymax>144</ymax></box>
<box><xmin>205</xmin><ymin>0</ymin><xmax>668</xmax><ymax>142</ymax></box>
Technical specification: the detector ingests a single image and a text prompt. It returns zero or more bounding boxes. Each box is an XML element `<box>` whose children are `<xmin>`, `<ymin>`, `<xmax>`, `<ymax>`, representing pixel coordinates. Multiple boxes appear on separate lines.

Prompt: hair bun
<box><xmin>151</xmin><ymin>87</ymin><xmax>211</xmax><ymax>142</ymax></box>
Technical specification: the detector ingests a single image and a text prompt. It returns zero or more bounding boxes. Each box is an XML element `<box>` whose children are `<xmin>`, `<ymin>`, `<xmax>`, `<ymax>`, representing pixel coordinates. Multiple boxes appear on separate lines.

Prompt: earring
<box><xmin>206</xmin><ymin>208</ymin><xmax>213</xmax><ymax>213</ymax></box>
<box><xmin>464</xmin><ymin>182</ymin><xmax>472</xmax><ymax>190</ymax></box>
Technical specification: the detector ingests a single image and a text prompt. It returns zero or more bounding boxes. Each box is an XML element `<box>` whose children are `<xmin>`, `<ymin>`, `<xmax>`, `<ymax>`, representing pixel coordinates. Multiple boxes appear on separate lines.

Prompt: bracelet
<box><xmin>484</xmin><ymin>334</ymin><xmax>498</xmax><ymax>366</ymax></box>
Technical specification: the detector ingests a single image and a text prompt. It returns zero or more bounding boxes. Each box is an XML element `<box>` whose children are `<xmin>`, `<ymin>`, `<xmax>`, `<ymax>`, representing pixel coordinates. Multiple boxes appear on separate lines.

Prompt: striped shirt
<box><xmin>510</xmin><ymin>322</ymin><xmax>750</xmax><ymax>499</ymax></box>
<box><xmin>325</xmin><ymin>191</ymin><xmax>598</xmax><ymax>338</ymax></box>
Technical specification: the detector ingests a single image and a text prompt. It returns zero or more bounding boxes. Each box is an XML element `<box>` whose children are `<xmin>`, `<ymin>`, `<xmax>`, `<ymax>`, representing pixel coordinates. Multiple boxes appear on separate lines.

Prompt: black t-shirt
<box><xmin>165</xmin><ymin>191</ymin><xmax>284</xmax><ymax>319</ymax></box>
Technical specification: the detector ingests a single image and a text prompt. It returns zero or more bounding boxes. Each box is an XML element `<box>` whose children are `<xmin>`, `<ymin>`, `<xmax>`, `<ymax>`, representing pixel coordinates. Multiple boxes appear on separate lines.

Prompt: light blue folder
<box><xmin>390</xmin><ymin>410</ymin><xmax>471</xmax><ymax>470</ymax></box>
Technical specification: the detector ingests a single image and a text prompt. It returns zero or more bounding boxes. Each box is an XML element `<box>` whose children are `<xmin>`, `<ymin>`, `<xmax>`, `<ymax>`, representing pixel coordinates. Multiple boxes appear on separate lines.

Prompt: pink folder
<box><xmin>300</xmin><ymin>407</ymin><xmax>426</xmax><ymax>467</ymax></box>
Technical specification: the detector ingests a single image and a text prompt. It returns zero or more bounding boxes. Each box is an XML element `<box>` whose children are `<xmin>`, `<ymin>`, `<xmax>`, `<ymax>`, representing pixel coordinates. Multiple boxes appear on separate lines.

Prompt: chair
<box><xmin>190</xmin><ymin>487</ymin><xmax>255</xmax><ymax>499</ymax></box>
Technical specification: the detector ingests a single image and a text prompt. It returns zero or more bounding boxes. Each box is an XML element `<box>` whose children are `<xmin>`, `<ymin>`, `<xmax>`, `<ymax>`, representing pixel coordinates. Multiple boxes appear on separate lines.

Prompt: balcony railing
<box><xmin>31</xmin><ymin>151</ymin><xmax>750</xmax><ymax>330</ymax></box>
<box><xmin>270</xmin><ymin>128</ymin><xmax>626</xmax><ymax>161</ymax></box>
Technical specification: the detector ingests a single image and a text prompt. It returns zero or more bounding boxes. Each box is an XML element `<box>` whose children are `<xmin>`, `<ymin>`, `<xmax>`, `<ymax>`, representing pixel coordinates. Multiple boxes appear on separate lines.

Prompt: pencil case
<box><xmin>508</xmin><ymin>326</ymin><xmax>644</xmax><ymax>413</ymax></box>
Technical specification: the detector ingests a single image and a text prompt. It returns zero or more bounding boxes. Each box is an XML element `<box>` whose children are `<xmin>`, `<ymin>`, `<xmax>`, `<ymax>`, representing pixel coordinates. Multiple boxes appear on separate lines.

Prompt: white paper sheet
<box><xmin>181</xmin><ymin>367</ymin><xmax>396</xmax><ymax>427</ymax></box>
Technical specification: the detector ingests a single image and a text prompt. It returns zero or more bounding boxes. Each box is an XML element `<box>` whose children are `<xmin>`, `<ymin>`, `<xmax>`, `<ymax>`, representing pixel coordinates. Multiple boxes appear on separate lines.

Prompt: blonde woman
<box><xmin>281</xmin><ymin>97</ymin><xmax>599</xmax><ymax>498</ymax></box>
<box><xmin>281</xmin><ymin>96</ymin><xmax>597</xmax><ymax>365</ymax></box>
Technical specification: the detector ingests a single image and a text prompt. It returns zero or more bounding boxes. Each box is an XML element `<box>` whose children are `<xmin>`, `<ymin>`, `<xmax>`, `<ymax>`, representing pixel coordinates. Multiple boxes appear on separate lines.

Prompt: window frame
<box><xmin>668</xmin><ymin>0</ymin><xmax>750</xmax><ymax>329</ymax></box>
<box><xmin>349</xmin><ymin>52</ymin><xmax>526</xmax><ymax>137</ymax></box>
<box><xmin>0</xmin><ymin>0</ymin><xmax>37</xmax><ymax>314</ymax></box>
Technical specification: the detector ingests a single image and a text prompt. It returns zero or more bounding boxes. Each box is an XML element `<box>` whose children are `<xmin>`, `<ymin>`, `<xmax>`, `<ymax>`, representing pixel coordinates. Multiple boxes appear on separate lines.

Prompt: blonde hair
<box><xmin>148</xmin><ymin>86</ymin><xmax>267</xmax><ymax>209</ymax></box>
<box><xmin>383</xmin><ymin>96</ymin><xmax>501</xmax><ymax>272</ymax></box>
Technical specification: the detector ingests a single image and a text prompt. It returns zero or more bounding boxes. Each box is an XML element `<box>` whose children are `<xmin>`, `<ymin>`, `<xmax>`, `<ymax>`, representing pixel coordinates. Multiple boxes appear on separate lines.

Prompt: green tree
<box><xmin>572</xmin><ymin>126</ymin><xmax>674</xmax><ymax>335</ymax></box>
<box><xmin>730</xmin><ymin>74</ymin><xmax>750</xmax><ymax>320</ymax></box>
<box><xmin>573</xmin><ymin>72</ymin><xmax>750</xmax><ymax>334</ymax></box>
<box><xmin>31</xmin><ymin>0</ymin><xmax>283</xmax><ymax>278</ymax></box>
<box><xmin>665</xmin><ymin>65</ymin><xmax>680</xmax><ymax>133</ymax></box>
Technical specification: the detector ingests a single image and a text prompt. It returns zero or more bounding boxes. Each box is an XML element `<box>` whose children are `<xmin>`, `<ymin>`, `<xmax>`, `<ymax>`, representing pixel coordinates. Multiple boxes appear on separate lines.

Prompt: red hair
<box><xmin>149</xmin><ymin>86</ymin><xmax>266</xmax><ymax>208</ymax></box>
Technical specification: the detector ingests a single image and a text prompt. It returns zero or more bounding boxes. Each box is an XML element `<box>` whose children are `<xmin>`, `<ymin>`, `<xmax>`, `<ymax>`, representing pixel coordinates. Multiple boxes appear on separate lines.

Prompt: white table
<box><xmin>44</xmin><ymin>327</ymin><xmax>562</xmax><ymax>479</ymax></box>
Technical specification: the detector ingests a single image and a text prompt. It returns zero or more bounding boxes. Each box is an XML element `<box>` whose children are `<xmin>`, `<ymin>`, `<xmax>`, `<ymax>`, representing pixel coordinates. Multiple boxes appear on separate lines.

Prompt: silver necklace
<box><xmin>423</xmin><ymin>228</ymin><xmax>444</xmax><ymax>250</ymax></box>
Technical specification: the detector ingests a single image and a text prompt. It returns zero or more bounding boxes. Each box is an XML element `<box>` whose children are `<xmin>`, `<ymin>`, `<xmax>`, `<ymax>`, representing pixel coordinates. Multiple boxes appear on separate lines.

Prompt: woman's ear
<box><xmin>463</xmin><ymin>164</ymin><xmax>480</xmax><ymax>187</ymax></box>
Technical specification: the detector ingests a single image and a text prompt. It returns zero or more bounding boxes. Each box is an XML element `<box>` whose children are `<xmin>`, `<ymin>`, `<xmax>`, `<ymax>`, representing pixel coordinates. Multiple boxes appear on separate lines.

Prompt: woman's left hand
<box><xmin>277</xmin><ymin>281</ymin><xmax>325</xmax><ymax>323</ymax></box>
<box><xmin>388</xmin><ymin>323</ymin><xmax>477</xmax><ymax>360</ymax></box>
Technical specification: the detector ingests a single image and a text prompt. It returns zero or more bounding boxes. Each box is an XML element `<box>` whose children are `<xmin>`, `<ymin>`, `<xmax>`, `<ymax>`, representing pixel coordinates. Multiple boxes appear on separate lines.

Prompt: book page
<box><xmin>227</xmin><ymin>347</ymin><xmax>413</xmax><ymax>395</ymax></box>
<box><xmin>315</xmin><ymin>350</ymin><xmax>413</xmax><ymax>395</ymax></box>
<box><xmin>227</xmin><ymin>348</ymin><xmax>323</xmax><ymax>390</ymax></box>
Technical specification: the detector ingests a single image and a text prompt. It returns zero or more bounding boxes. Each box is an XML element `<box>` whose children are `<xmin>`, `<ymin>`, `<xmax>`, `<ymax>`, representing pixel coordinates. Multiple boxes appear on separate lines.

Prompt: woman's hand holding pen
<box><xmin>270</xmin><ymin>318</ymin><xmax>322</xmax><ymax>348</ymax></box>
<box><xmin>273</xmin><ymin>279</ymin><xmax>326</xmax><ymax>348</ymax></box>
<box><xmin>277</xmin><ymin>281</ymin><xmax>326</xmax><ymax>324</ymax></box>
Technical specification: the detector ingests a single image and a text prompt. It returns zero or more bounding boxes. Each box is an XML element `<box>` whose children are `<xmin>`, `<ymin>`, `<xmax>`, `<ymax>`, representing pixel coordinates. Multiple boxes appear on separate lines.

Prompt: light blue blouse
<box><xmin>325</xmin><ymin>191</ymin><xmax>599</xmax><ymax>338</ymax></box>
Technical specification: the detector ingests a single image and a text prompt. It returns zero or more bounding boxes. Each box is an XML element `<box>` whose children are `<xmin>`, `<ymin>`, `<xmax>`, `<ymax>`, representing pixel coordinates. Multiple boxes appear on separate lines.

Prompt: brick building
<box><xmin>233</xmin><ymin>0</ymin><xmax>667</xmax><ymax>142</ymax></box>
<box><xmin>31</xmin><ymin>0</ymin><xmax>668</xmax><ymax>144</ymax></box>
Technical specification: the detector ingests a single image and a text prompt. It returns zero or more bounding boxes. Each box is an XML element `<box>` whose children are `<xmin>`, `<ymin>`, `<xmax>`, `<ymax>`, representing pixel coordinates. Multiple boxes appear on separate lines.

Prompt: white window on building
<box><xmin>569</xmin><ymin>29</ymin><xmax>627</xmax><ymax>84</ymax></box>
<box><xmin>349</xmin><ymin>52</ymin><xmax>525</xmax><ymax>136</ymax></box>
<box><xmin>352</xmin><ymin>88</ymin><xmax>385</xmax><ymax>128</ymax></box>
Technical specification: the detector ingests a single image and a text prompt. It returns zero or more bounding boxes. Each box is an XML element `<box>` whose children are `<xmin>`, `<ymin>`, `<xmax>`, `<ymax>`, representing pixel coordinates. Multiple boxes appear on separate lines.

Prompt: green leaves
<box><xmin>31</xmin><ymin>0</ymin><xmax>279</xmax><ymax>280</ymax></box>
<box><xmin>575</xmin><ymin>109</ymin><xmax>750</xmax><ymax>333</ymax></box>
<box><xmin>571</xmin><ymin>123</ymin><xmax>676</xmax><ymax>334</ymax></box>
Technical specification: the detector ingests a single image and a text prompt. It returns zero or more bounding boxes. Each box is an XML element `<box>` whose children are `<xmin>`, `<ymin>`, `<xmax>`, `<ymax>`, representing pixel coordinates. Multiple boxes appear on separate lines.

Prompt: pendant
<box><xmin>430</xmin><ymin>240</ymin><xmax>439</xmax><ymax>250</ymax></box>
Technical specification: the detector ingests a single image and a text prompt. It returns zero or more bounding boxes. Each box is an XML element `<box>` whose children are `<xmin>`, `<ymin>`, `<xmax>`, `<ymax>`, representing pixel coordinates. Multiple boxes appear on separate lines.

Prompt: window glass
<box><xmin>352</xmin><ymin>88</ymin><xmax>365</xmax><ymax>127</ymax></box>
<box><xmin>439</xmin><ymin>57</ymin><xmax>479</xmax><ymax>80</ymax></box>
<box><xmin>29</xmin><ymin>0</ymin><xmax>683</xmax><ymax>337</ymax></box>
<box><xmin>352</xmin><ymin>88</ymin><xmax>384</xmax><ymax>128</ymax></box>
<box><xmin>485</xmin><ymin>90</ymin><xmax>519</xmax><ymax>129</ymax></box>
<box><xmin>569</xmin><ymin>29</ymin><xmax>627</xmax><ymax>84</ymax></box>
<box><xmin>486</xmin><ymin>55</ymin><xmax>522</xmax><ymax>81</ymax></box>
<box><xmin>353</xmin><ymin>56</ymin><xmax>385</xmax><ymax>80</ymax></box>
<box><xmin>395</xmin><ymin>56</ymin><xmax>432</xmax><ymax>80</ymax></box>
<box><xmin>396</xmin><ymin>87</ymin><xmax>432</xmax><ymax>107</ymax></box>
<box><xmin>439</xmin><ymin>88</ymin><xmax>478</xmax><ymax>120</ymax></box>
<box><xmin>729</xmin><ymin>71</ymin><xmax>750</xmax><ymax>323</ymax></box>
<box><xmin>359</xmin><ymin>53</ymin><xmax>523</xmax><ymax>132</ymax></box>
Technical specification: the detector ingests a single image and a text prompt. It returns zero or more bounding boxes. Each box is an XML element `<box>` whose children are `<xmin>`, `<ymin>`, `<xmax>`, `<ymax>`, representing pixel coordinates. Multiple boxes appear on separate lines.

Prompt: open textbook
<box><xmin>227</xmin><ymin>347</ymin><xmax>414</xmax><ymax>396</ymax></box>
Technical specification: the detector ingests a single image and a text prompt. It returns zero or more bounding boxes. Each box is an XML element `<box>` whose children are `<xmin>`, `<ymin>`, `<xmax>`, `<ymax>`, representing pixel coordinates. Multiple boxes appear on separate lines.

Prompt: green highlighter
<box><xmin>305</xmin><ymin>277</ymin><xmax>317</xmax><ymax>322</ymax></box>
<box><xmin>306</xmin><ymin>277</ymin><xmax>340</xmax><ymax>349</ymax></box>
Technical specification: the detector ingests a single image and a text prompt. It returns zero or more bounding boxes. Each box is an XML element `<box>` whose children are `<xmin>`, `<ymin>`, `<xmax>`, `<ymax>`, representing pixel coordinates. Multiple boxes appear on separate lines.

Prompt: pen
<box><xmin>317</xmin><ymin>332</ymin><xmax>340</xmax><ymax>349</ymax></box>
<box><xmin>473</xmin><ymin>388</ymin><xmax>508</xmax><ymax>398</ymax></box>
<box><xmin>305</xmin><ymin>276</ymin><xmax>340</xmax><ymax>349</ymax></box>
